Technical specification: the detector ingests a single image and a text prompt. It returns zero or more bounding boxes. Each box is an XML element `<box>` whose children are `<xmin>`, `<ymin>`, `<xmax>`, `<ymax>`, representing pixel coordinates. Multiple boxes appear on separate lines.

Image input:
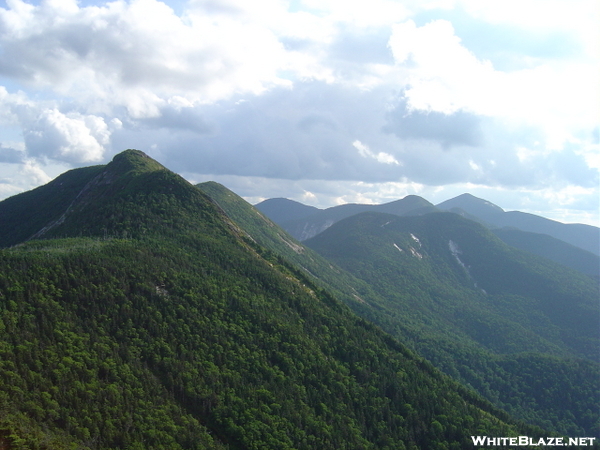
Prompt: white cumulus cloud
<box><xmin>0</xmin><ymin>0</ymin><xmax>597</xmax><ymax>225</ymax></box>
<box><xmin>353</xmin><ymin>139</ymin><xmax>400</xmax><ymax>165</ymax></box>
<box><xmin>24</xmin><ymin>109</ymin><xmax>113</xmax><ymax>163</ymax></box>
<box><xmin>388</xmin><ymin>19</ymin><xmax>599</xmax><ymax>151</ymax></box>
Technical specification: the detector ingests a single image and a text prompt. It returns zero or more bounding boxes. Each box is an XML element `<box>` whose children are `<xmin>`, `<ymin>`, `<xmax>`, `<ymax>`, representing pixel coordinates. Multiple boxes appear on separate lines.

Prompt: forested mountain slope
<box><xmin>0</xmin><ymin>150</ymin><xmax>544</xmax><ymax>449</ymax></box>
<box><xmin>305</xmin><ymin>212</ymin><xmax>600</xmax><ymax>436</ymax></box>
<box><xmin>197</xmin><ymin>181</ymin><xmax>386</xmax><ymax>314</ymax></box>
<box><xmin>199</xmin><ymin>182</ymin><xmax>599</xmax><ymax>437</ymax></box>
<box><xmin>0</xmin><ymin>165</ymin><xmax>104</xmax><ymax>248</ymax></box>
<box><xmin>492</xmin><ymin>228</ymin><xmax>599</xmax><ymax>279</ymax></box>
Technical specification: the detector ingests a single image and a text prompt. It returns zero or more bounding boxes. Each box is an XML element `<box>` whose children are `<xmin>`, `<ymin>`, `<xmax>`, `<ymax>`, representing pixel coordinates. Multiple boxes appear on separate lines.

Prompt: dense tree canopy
<box><xmin>0</xmin><ymin>150</ymin><xmax>552</xmax><ymax>449</ymax></box>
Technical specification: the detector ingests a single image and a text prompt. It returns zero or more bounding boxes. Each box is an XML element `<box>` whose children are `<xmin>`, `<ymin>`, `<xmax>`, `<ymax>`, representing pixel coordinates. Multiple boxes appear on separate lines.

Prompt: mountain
<box><xmin>437</xmin><ymin>193</ymin><xmax>600</xmax><ymax>256</ymax></box>
<box><xmin>256</xmin><ymin>193</ymin><xmax>599</xmax><ymax>277</ymax></box>
<box><xmin>436</xmin><ymin>193</ymin><xmax>505</xmax><ymax>220</ymax></box>
<box><xmin>492</xmin><ymin>228</ymin><xmax>599</xmax><ymax>279</ymax></box>
<box><xmin>0</xmin><ymin>164</ymin><xmax>104</xmax><ymax>248</ymax></box>
<box><xmin>304</xmin><ymin>211</ymin><xmax>600</xmax><ymax>436</ymax></box>
<box><xmin>199</xmin><ymin>182</ymin><xmax>599</xmax><ymax>437</ymax></box>
<box><xmin>253</xmin><ymin>197</ymin><xmax>321</xmax><ymax>224</ymax></box>
<box><xmin>0</xmin><ymin>150</ymin><xmax>543</xmax><ymax>449</ymax></box>
<box><xmin>198</xmin><ymin>181</ymin><xmax>393</xmax><ymax>321</ymax></box>
<box><xmin>258</xmin><ymin>195</ymin><xmax>437</xmax><ymax>241</ymax></box>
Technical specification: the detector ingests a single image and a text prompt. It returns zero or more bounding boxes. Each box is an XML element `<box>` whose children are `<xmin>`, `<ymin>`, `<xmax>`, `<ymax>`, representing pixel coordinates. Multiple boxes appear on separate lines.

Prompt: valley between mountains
<box><xmin>0</xmin><ymin>150</ymin><xmax>598</xmax><ymax>449</ymax></box>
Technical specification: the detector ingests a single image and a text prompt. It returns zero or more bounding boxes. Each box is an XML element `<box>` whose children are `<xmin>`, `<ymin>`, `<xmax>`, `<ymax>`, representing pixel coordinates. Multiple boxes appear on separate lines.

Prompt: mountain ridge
<box><xmin>436</xmin><ymin>193</ymin><xmax>599</xmax><ymax>255</ymax></box>
<box><xmin>492</xmin><ymin>228</ymin><xmax>599</xmax><ymax>278</ymax></box>
<box><xmin>0</xmin><ymin>150</ymin><xmax>547</xmax><ymax>449</ymax></box>
<box><xmin>305</xmin><ymin>210</ymin><xmax>599</xmax><ymax>361</ymax></box>
<box><xmin>256</xmin><ymin>195</ymin><xmax>437</xmax><ymax>241</ymax></box>
<box><xmin>254</xmin><ymin>197</ymin><xmax>321</xmax><ymax>225</ymax></box>
<box><xmin>0</xmin><ymin>165</ymin><xmax>104</xmax><ymax>248</ymax></box>
<box><xmin>304</xmin><ymin>210</ymin><xmax>599</xmax><ymax>435</ymax></box>
<box><xmin>199</xmin><ymin>181</ymin><xmax>600</xmax><ymax>436</ymax></box>
<box><xmin>255</xmin><ymin>193</ymin><xmax>599</xmax><ymax>272</ymax></box>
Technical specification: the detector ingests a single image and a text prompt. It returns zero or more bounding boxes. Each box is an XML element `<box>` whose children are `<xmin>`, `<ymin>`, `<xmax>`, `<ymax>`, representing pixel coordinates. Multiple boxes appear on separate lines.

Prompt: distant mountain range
<box><xmin>256</xmin><ymin>196</ymin><xmax>437</xmax><ymax>241</ymax></box>
<box><xmin>436</xmin><ymin>193</ymin><xmax>599</xmax><ymax>256</ymax></box>
<box><xmin>255</xmin><ymin>193</ymin><xmax>600</xmax><ymax>278</ymax></box>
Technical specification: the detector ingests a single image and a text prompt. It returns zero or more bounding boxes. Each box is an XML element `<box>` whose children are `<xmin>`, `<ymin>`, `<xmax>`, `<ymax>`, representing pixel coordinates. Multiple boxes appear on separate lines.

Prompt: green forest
<box><xmin>305</xmin><ymin>211</ymin><xmax>600</xmax><ymax>436</ymax></box>
<box><xmin>199</xmin><ymin>182</ymin><xmax>600</xmax><ymax>438</ymax></box>
<box><xmin>0</xmin><ymin>150</ymin><xmax>595</xmax><ymax>449</ymax></box>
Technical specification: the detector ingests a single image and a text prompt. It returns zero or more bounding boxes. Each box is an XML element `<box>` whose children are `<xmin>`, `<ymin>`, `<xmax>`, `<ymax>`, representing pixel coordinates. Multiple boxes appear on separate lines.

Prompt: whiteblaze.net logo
<box><xmin>471</xmin><ymin>436</ymin><xmax>597</xmax><ymax>447</ymax></box>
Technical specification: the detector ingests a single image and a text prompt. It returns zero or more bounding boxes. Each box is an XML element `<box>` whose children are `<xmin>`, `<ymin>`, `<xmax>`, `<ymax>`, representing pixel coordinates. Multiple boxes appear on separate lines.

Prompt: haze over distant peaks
<box><xmin>436</xmin><ymin>193</ymin><xmax>505</xmax><ymax>215</ymax></box>
<box><xmin>255</xmin><ymin>195</ymin><xmax>437</xmax><ymax>241</ymax></box>
<box><xmin>253</xmin><ymin>198</ymin><xmax>321</xmax><ymax>225</ymax></box>
<box><xmin>435</xmin><ymin>193</ymin><xmax>599</xmax><ymax>256</ymax></box>
<box><xmin>256</xmin><ymin>192</ymin><xmax>599</xmax><ymax>258</ymax></box>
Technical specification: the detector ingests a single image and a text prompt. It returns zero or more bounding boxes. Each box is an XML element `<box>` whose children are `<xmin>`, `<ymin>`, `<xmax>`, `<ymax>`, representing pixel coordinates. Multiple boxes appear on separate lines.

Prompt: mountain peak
<box><xmin>403</xmin><ymin>194</ymin><xmax>430</xmax><ymax>201</ymax></box>
<box><xmin>106</xmin><ymin>149</ymin><xmax>166</xmax><ymax>176</ymax></box>
<box><xmin>49</xmin><ymin>149</ymin><xmax>168</xmax><ymax>215</ymax></box>
<box><xmin>1</xmin><ymin>149</ymin><xmax>218</xmax><ymax>244</ymax></box>
<box><xmin>255</xmin><ymin>197</ymin><xmax>321</xmax><ymax>225</ymax></box>
<box><xmin>437</xmin><ymin>193</ymin><xmax>505</xmax><ymax>215</ymax></box>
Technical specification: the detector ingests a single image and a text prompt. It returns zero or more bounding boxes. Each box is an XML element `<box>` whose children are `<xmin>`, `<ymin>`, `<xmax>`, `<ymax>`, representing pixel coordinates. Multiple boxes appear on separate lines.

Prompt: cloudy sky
<box><xmin>0</xmin><ymin>0</ymin><xmax>598</xmax><ymax>225</ymax></box>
